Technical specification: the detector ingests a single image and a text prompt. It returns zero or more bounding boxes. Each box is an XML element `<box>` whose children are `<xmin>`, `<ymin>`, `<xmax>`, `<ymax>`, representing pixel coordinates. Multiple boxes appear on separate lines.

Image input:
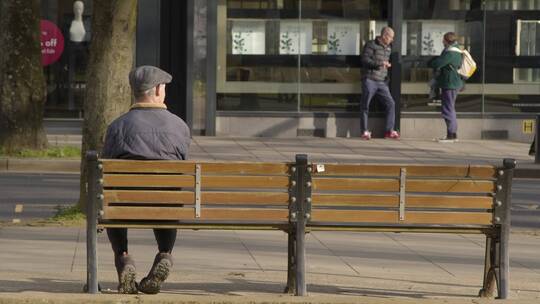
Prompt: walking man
<box><xmin>102</xmin><ymin>66</ymin><xmax>191</xmax><ymax>294</ymax></box>
<box><xmin>428</xmin><ymin>32</ymin><xmax>463</xmax><ymax>143</ymax></box>
<box><xmin>359</xmin><ymin>26</ymin><xmax>400</xmax><ymax>140</ymax></box>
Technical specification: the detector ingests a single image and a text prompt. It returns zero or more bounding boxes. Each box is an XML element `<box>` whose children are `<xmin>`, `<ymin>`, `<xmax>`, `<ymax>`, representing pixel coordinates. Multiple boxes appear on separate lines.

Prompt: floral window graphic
<box><xmin>279</xmin><ymin>21</ymin><xmax>312</xmax><ymax>55</ymax></box>
<box><xmin>231</xmin><ymin>20</ymin><xmax>265</xmax><ymax>55</ymax></box>
<box><xmin>327</xmin><ymin>22</ymin><xmax>360</xmax><ymax>55</ymax></box>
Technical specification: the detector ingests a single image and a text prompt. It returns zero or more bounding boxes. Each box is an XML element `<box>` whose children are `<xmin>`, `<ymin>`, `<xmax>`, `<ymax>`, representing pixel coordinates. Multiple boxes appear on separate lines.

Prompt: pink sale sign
<box><xmin>40</xmin><ymin>20</ymin><xmax>64</xmax><ymax>66</ymax></box>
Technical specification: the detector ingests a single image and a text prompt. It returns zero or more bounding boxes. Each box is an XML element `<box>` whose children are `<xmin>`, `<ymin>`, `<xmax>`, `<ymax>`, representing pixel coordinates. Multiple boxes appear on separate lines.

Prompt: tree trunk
<box><xmin>0</xmin><ymin>0</ymin><xmax>47</xmax><ymax>152</ymax></box>
<box><xmin>78</xmin><ymin>0</ymin><xmax>137</xmax><ymax>211</ymax></box>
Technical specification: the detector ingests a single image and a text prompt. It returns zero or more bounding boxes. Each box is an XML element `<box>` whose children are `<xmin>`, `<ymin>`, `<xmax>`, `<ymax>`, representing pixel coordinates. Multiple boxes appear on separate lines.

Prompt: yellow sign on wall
<box><xmin>523</xmin><ymin>120</ymin><xmax>535</xmax><ymax>134</ymax></box>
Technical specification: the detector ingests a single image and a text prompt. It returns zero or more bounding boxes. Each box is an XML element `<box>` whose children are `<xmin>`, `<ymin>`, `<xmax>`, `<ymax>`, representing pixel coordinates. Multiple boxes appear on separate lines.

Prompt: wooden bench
<box><xmin>85</xmin><ymin>152</ymin><xmax>515</xmax><ymax>299</ymax></box>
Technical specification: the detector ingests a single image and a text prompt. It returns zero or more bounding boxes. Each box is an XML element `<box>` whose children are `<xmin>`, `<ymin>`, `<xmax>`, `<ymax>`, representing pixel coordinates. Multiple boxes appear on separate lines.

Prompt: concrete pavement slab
<box><xmin>1</xmin><ymin>226</ymin><xmax>539</xmax><ymax>300</ymax></box>
<box><xmin>2</xmin><ymin>137</ymin><xmax>538</xmax><ymax>173</ymax></box>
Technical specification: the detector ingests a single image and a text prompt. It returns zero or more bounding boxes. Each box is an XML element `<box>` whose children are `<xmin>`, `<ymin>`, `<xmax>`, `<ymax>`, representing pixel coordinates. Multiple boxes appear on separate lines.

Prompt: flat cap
<box><xmin>129</xmin><ymin>65</ymin><xmax>172</xmax><ymax>92</ymax></box>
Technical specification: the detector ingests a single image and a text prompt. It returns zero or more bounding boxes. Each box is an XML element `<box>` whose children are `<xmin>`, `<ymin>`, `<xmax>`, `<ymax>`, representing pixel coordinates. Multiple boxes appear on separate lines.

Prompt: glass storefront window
<box><xmin>401</xmin><ymin>0</ymin><xmax>483</xmax><ymax>112</ymax></box>
<box><xmin>484</xmin><ymin>1</ymin><xmax>540</xmax><ymax>111</ymax></box>
<box><xmin>486</xmin><ymin>0</ymin><xmax>540</xmax><ymax>10</ymax></box>
<box><xmin>217</xmin><ymin>0</ymin><xmax>385</xmax><ymax>112</ymax></box>
<box><xmin>41</xmin><ymin>0</ymin><xmax>93</xmax><ymax>118</ymax></box>
<box><xmin>193</xmin><ymin>0</ymin><xmax>208</xmax><ymax>133</ymax></box>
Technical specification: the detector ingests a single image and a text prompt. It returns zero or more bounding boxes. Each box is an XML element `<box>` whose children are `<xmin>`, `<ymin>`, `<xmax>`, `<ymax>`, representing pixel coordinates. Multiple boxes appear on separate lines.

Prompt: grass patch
<box><xmin>50</xmin><ymin>204</ymin><xmax>86</xmax><ymax>225</ymax></box>
<box><xmin>0</xmin><ymin>146</ymin><xmax>81</xmax><ymax>158</ymax></box>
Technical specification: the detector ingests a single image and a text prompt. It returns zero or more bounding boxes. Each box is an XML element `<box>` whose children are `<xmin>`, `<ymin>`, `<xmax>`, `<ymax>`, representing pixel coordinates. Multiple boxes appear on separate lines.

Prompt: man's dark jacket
<box><xmin>361</xmin><ymin>38</ymin><xmax>391</xmax><ymax>82</ymax></box>
<box><xmin>102</xmin><ymin>103</ymin><xmax>191</xmax><ymax>160</ymax></box>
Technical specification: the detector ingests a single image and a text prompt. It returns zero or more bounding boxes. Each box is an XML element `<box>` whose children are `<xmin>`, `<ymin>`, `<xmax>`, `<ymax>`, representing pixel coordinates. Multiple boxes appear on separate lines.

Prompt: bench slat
<box><xmin>102</xmin><ymin>160</ymin><xmax>196</xmax><ymax>174</ymax></box>
<box><xmin>104</xmin><ymin>190</ymin><xmax>194</xmax><ymax>205</ymax></box>
<box><xmin>312</xmin><ymin>194</ymin><xmax>398</xmax><ymax>207</ymax></box>
<box><xmin>201</xmin><ymin>176</ymin><xmax>290</xmax><ymax>189</ymax></box>
<box><xmin>103</xmin><ymin>174</ymin><xmax>194</xmax><ymax>188</ymax></box>
<box><xmin>101</xmin><ymin>160</ymin><xmax>290</xmax><ymax>175</ymax></box>
<box><xmin>102</xmin><ymin>206</ymin><xmax>289</xmax><ymax>221</ymax></box>
<box><xmin>406</xmin><ymin>195</ymin><xmax>493</xmax><ymax>209</ymax></box>
<box><xmin>201</xmin><ymin>163</ymin><xmax>290</xmax><ymax>175</ymax></box>
<box><xmin>313</xmin><ymin>178</ymin><xmax>494</xmax><ymax>193</ymax></box>
<box><xmin>104</xmin><ymin>190</ymin><xmax>289</xmax><ymax>206</ymax></box>
<box><xmin>311</xmin><ymin>194</ymin><xmax>493</xmax><ymax>209</ymax></box>
<box><xmin>203</xmin><ymin>191</ymin><xmax>289</xmax><ymax>205</ymax></box>
<box><xmin>312</xmin><ymin>164</ymin><xmax>496</xmax><ymax>178</ymax></box>
<box><xmin>407</xmin><ymin>180</ymin><xmax>495</xmax><ymax>193</ymax></box>
<box><xmin>310</xmin><ymin>210</ymin><xmax>492</xmax><ymax>225</ymax></box>
<box><xmin>313</xmin><ymin>178</ymin><xmax>399</xmax><ymax>191</ymax></box>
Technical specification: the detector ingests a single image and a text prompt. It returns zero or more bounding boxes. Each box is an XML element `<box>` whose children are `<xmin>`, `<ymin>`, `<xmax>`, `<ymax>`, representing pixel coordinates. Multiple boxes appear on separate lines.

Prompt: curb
<box><xmin>0</xmin><ymin>158</ymin><xmax>80</xmax><ymax>173</ymax></box>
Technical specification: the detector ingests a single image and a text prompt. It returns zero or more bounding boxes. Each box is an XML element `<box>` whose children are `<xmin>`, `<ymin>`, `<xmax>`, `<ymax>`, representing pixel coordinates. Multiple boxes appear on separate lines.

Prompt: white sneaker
<box><xmin>436</xmin><ymin>137</ymin><xmax>458</xmax><ymax>143</ymax></box>
<box><xmin>361</xmin><ymin>131</ymin><xmax>372</xmax><ymax>140</ymax></box>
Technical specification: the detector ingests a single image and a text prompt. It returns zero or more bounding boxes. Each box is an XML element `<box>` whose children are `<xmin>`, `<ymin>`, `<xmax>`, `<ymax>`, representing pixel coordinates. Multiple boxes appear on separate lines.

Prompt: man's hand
<box><xmin>383</xmin><ymin>61</ymin><xmax>392</xmax><ymax>68</ymax></box>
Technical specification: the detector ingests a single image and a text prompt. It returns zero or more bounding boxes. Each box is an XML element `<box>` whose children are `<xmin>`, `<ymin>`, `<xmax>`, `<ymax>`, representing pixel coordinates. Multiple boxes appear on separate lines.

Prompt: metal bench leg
<box><xmin>86</xmin><ymin>152</ymin><xmax>99</xmax><ymax>294</ymax></box>
<box><xmin>499</xmin><ymin>227</ymin><xmax>510</xmax><ymax>299</ymax></box>
<box><xmin>295</xmin><ymin>219</ymin><xmax>306</xmax><ymax>296</ymax></box>
<box><xmin>292</xmin><ymin>154</ymin><xmax>308</xmax><ymax>296</ymax></box>
<box><xmin>479</xmin><ymin>235</ymin><xmax>497</xmax><ymax>297</ymax></box>
<box><xmin>496</xmin><ymin>158</ymin><xmax>515</xmax><ymax>299</ymax></box>
<box><xmin>285</xmin><ymin>228</ymin><xmax>296</xmax><ymax>294</ymax></box>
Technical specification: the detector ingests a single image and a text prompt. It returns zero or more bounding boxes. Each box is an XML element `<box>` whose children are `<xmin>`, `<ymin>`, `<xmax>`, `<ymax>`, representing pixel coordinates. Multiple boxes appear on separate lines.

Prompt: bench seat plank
<box><xmin>313</xmin><ymin>178</ymin><xmax>494</xmax><ymax>193</ymax></box>
<box><xmin>104</xmin><ymin>190</ymin><xmax>290</xmax><ymax>206</ymax></box>
<box><xmin>102</xmin><ymin>160</ymin><xmax>290</xmax><ymax>175</ymax></box>
<box><xmin>201</xmin><ymin>163</ymin><xmax>290</xmax><ymax>175</ymax></box>
<box><xmin>312</xmin><ymin>194</ymin><xmax>493</xmax><ymax>209</ymax></box>
<box><xmin>406</xmin><ymin>180</ymin><xmax>495</xmax><ymax>193</ymax></box>
<box><xmin>103</xmin><ymin>174</ymin><xmax>194</xmax><ymax>188</ymax></box>
<box><xmin>312</xmin><ymin>164</ymin><xmax>496</xmax><ymax>178</ymax></box>
<box><xmin>313</xmin><ymin>178</ymin><xmax>398</xmax><ymax>191</ymax></box>
<box><xmin>201</xmin><ymin>176</ymin><xmax>290</xmax><ymax>189</ymax></box>
<box><xmin>104</xmin><ymin>190</ymin><xmax>194</xmax><ymax>205</ymax></box>
<box><xmin>102</xmin><ymin>206</ymin><xmax>289</xmax><ymax>221</ymax></box>
<box><xmin>102</xmin><ymin>160</ymin><xmax>196</xmax><ymax>174</ymax></box>
<box><xmin>310</xmin><ymin>210</ymin><xmax>492</xmax><ymax>225</ymax></box>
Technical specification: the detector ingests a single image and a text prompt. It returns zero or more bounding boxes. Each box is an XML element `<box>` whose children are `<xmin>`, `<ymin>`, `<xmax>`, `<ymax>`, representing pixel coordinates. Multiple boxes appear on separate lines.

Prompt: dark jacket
<box><xmin>102</xmin><ymin>103</ymin><xmax>191</xmax><ymax>160</ymax></box>
<box><xmin>428</xmin><ymin>43</ymin><xmax>464</xmax><ymax>90</ymax></box>
<box><xmin>361</xmin><ymin>38</ymin><xmax>391</xmax><ymax>82</ymax></box>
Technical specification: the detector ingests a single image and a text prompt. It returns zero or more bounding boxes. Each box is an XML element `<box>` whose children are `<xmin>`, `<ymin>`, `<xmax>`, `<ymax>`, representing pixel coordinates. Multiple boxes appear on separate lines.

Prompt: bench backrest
<box><xmin>93</xmin><ymin>158</ymin><xmax>293</xmax><ymax>228</ymax></box>
<box><xmin>300</xmin><ymin>162</ymin><xmax>510</xmax><ymax>232</ymax></box>
<box><xmin>87</xmin><ymin>153</ymin><xmax>513</xmax><ymax>233</ymax></box>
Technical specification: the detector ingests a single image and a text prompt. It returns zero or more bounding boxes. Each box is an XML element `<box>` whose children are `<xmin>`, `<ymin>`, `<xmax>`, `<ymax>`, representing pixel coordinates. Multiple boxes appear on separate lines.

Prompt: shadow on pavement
<box><xmin>0</xmin><ymin>276</ymin><xmax>479</xmax><ymax>299</ymax></box>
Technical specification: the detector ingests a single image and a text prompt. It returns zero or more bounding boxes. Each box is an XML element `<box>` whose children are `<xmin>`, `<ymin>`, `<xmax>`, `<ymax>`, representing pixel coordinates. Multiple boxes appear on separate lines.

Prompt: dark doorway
<box><xmin>160</xmin><ymin>0</ymin><xmax>189</xmax><ymax>121</ymax></box>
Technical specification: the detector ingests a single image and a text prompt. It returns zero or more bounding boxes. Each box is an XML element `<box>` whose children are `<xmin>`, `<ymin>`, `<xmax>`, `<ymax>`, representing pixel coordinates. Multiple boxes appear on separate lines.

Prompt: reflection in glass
<box><xmin>220</xmin><ymin>0</ymin><xmax>383</xmax><ymax>111</ymax></box>
<box><xmin>516</xmin><ymin>20</ymin><xmax>540</xmax><ymax>55</ymax></box>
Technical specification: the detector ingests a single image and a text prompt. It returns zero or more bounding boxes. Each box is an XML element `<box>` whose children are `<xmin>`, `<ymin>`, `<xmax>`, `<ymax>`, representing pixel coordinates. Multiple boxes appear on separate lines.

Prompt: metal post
<box><xmin>388</xmin><ymin>0</ymin><xmax>403</xmax><ymax>131</ymax></box>
<box><xmin>497</xmin><ymin>158</ymin><xmax>516</xmax><ymax>299</ymax></box>
<box><xmin>286</xmin><ymin>162</ymin><xmax>297</xmax><ymax>294</ymax></box>
<box><xmin>479</xmin><ymin>235</ymin><xmax>496</xmax><ymax>297</ymax></box>
<box><xmin>86</xmin><ymin>151</ymin><xmax>99</xmax><ymax>294</ymax></box>
<box><xmin>285</xmin><ymin>228</ymin><xmax>296</xmax><ymax>294</ymax></box>
<box><xmin>534</xmin><ymin>115</ymin><xmax>540</xmax><ymax>164</ymax></box>
<box><xmin>205</xmin><ymin>0</ymin><xmax>217</xmax><ymax>135</ymax></box>
<box><xmin>294</xmin><ymin>154</ymin><xmax>308</xmax><ymax>296</ymax></box>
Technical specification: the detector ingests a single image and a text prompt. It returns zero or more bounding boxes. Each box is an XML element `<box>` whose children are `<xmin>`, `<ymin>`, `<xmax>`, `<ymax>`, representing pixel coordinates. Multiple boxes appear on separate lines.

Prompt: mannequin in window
<box><xmin>69</xmin><ymin>1</ymin><xmax>86</xmax><ymax>43</ymax></box>
<box><xmin>66</xmin><ymin>0</ymin><xmax>91</xmax><ymax>113</ymax></box>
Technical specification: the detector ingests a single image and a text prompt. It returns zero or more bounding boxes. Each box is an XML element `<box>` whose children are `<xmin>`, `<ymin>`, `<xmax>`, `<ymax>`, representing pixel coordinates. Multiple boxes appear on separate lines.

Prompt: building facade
<box><xmin>41</xmin><ymin>0</ymin><xmax>540</xmax><ymax>141</ymax></box>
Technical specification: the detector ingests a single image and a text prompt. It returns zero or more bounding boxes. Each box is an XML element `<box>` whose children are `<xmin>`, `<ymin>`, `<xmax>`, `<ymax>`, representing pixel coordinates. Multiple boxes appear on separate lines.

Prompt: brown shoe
<box><xmin>115</xmin><ymin>254</ymin><xmax>138</xmax><ymax>294</ymax></box>
<box><xmin>138</xmin><ymin>253</ymin><xmax>173</xmax><ymax>294</ymax></box>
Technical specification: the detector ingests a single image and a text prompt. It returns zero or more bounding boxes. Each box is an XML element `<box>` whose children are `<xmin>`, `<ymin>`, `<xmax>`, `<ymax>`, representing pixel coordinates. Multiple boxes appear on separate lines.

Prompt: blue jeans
<box><xmin>360</xmin><ymin>78</ymin><xmax>396</xmax><ymax>133</ymax></box>
<box><xmin>441</xmin><ymin>89</ymin><xmax>458</xmax><ymax>134</ymax></box>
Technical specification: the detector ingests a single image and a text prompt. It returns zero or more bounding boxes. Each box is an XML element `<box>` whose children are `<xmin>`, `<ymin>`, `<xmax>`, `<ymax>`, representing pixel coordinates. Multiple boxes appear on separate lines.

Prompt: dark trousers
<box><xmin>360</xmin><ymin>78</ymin><xmax>396</xmax><ymax>133</ymax></box>
<box><xmin>441</xmin><ymin>89</ymin><xmax>458</xmax><ymax>134</ymax></box>
<box><xmin>107</xmin><ymin>228</ymin><xmax>177</xmax><ymax>256</ymax></box>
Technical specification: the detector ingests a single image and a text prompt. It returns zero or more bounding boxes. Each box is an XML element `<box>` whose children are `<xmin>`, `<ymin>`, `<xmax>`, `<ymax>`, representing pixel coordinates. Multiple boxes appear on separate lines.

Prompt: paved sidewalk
<box><xmin>1</xmin><ymin>136</ymin><xmax>539</xmax><ymax>173</ymax></box>
<box><xmin>1</xmin><ymin>136</ymin><xmax>539</xmax><ymax>303</ymax></box>
<box><xmin>0</xmin><ymin>226</ymin><xmax>538</xmax><ymax>302</ymax></box>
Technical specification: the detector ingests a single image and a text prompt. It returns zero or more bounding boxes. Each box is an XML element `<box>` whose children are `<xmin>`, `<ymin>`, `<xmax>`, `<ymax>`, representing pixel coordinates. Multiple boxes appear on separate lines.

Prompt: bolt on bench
<box><xmin>86</xmin><ymin>151</ymin><xmax>515</xmax><ymax>299</ymax></box>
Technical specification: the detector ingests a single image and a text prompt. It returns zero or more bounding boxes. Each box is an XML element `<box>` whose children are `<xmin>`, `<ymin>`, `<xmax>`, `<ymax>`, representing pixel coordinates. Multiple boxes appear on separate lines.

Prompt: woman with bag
<box><xmin>428</xmin><ymin>32</ymin><xmax>464</xmax><ymax>143</ymax></box>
